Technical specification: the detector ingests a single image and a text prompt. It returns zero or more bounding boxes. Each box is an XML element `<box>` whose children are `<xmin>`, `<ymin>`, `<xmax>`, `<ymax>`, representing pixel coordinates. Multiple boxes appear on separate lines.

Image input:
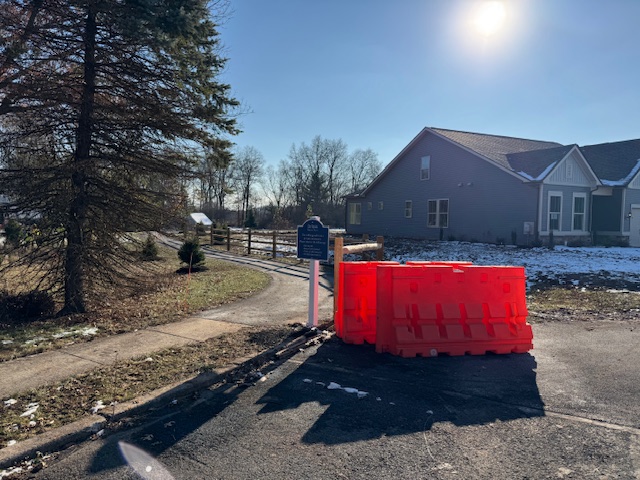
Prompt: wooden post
<box><xmin>333</xmin><ymin>236</ymin><xmax>344</xmax><ymax>321</ymax></box>
<box><xmin>226</xmin><ymin>228</ymin><xmax>231</xmax><ymax>251</ymax></box>
<box><xmin>362</xmin><ymin>234</ymin><xmax>369</xmax><ymax>261</ymax></box>
<box><xmin>247</xmin><ymin>228</ymin><xmax>252</xmax><ymax>255</ymax></box>
<box><xmin>376</xmin><ymin>235</ymin><xmax>384</xmax><ymax>261</ymax></box>
<box><xmin>272</xmin><ymin>230</ymin><xmax>277</xmax><ymax>259</ymax></box>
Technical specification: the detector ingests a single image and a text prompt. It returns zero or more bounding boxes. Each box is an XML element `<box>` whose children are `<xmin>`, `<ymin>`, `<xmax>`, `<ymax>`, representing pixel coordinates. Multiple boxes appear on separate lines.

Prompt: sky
<box><xmin>218</xmin><ymin>0</ymin><xmax>640</xmax><ymax>168</ymax></box>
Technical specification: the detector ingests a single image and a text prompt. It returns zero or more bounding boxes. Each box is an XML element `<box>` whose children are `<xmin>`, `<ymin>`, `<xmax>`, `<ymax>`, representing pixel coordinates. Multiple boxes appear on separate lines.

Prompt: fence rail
<box><xmin>191</xmin><ymin>227</ymin><xmax>382</xmax><ymax>262</ymax></box>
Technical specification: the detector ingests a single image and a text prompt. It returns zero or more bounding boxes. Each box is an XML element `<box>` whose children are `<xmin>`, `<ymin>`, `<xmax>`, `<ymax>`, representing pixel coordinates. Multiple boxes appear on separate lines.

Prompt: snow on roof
<box><xmin>517</xmin><ymin>161</ymin><xmax>557</xmax><ymax>181</ymax></box>
<box><xmin>189</xmin><ymin>212</ymin><xmax>213</xmax><ymax>226</ymax></box>
<box><xmin>600</xmin><ymin>159</ymin><xmax>640</xmax><ymax>186</ymax></box>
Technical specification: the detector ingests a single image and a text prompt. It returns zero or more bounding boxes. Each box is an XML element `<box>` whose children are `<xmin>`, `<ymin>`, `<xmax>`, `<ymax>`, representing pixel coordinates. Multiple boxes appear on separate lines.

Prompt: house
<box><xmin>345</xmin><ymin>127</ymin><xmax>640</xmax><ymax>247</ymax></box>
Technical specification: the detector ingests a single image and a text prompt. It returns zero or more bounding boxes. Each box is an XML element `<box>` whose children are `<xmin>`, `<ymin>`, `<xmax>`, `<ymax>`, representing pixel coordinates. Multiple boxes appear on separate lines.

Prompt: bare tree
<box><xmin>230</xmin><ymin>146</ymin><xmax>264</xmax><ymax>226</ymax></box>
<box><xmin>348</xmin><ymin>148</ymin><xmax>382</xmax><ymax>193</ymax></box>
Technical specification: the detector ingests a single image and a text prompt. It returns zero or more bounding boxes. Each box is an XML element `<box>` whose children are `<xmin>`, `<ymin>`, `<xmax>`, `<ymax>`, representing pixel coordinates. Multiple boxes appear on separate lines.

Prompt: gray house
<box><xmin>345</xmin><ymin>128</ymin><xmax>640</xmax><ymax>247</ymax></box>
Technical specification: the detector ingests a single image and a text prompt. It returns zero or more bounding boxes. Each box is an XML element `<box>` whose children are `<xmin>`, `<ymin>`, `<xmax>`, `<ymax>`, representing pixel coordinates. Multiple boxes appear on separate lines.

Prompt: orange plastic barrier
<box><xmin>375</xmin><ymin>263</ymin><xmax>533</xmax><ymax>357</ymax></box>
<box><xmin>334</xmin><ymin>261</ymin><xmax>399</xmax><ymax>344</ymax></box>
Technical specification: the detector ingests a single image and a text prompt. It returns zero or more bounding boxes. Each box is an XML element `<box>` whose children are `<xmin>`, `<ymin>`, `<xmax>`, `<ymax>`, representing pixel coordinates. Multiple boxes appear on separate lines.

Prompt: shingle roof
<box><xmin>579</xmin><ymin>139</ymin><xmax>640</xmax><ymax>184</ymax></box>
<box><xmin>507</xmin><ymin>145</ymin><xmax>576</xmax><ymax>179</ymax></box>
<box><xmin>431</xmin><ymin>128</ymin><xmax>563</xmax><ymax>170</ymax></box>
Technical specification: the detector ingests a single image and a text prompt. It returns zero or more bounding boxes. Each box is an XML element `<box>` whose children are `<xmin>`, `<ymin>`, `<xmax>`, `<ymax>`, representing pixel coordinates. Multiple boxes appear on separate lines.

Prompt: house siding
<box><xmin>346</xmin><ymin>132</ymin><xmax>538</xmax><ymax>243</ymax></box>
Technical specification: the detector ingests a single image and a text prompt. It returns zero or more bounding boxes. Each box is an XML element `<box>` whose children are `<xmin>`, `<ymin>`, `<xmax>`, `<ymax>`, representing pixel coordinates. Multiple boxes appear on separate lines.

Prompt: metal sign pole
<box><xmin>307</xmin><ymin>259</ymin><xmax>319</xmax><ymax>327</ymax></box>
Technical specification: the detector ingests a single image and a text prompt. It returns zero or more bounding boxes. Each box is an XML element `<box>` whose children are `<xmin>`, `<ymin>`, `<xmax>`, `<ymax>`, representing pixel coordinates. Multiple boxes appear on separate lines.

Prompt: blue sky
<box><xmin>219</xmin><ymin>0</ymin><xmax>640</xmax><ymax>167</ymax></box>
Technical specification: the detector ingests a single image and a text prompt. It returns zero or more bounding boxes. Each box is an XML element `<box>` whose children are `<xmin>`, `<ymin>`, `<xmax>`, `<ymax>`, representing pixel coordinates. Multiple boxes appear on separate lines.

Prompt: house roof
<box><xmin>431</xmin><ymin>128</ymin><xmax>563</xmax><ymax>170</ymax></box>
<box><xmin>357</xmin><ymin>127</ymin><xmax>640</xmax><ymax>198</ymax></box>
<box><xmin>579</xmin><ymin>139</ymin><xmax>640</xmax><ymax>185</ymax></box>
<box><xmin>507</xmin><ymin>144</ymin><xmax>577</xmax><ymax>180</ymax></box>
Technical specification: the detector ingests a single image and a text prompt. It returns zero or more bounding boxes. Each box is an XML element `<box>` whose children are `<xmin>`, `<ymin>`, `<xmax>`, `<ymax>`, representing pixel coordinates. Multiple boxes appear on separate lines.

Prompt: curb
<box><xmin>0</xmin><ymin>326</ymin><xmax>332</xmax><ymax>471</ymax></box>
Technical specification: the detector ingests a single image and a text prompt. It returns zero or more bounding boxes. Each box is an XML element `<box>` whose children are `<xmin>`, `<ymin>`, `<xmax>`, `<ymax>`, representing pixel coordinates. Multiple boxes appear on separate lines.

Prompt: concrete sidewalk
<box><xmin>0</xmin><ymin>241</ymin><xmax>334</xmax><ymax>399</ymax></box>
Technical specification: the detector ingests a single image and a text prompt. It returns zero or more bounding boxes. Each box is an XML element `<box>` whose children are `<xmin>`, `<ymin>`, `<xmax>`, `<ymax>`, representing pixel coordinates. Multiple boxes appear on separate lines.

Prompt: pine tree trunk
<box><xmin>62</xmin><ymin>3</ymin><xmax>97</xmax><ymax>314</ymax></box>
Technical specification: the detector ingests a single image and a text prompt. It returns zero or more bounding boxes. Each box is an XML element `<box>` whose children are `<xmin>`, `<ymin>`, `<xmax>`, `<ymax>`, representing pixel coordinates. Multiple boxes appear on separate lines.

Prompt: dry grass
<box><xmin>0</xmin><ymin>245</ymin><xmax>270</xmax><ymax>362</ymax></box>
<box><xmin>527</xmin><ymin>287</ymin><xmax>640</xmax><ymax>315</ymax></box>
<box><xmin>0</xmin><ymin>325</ymin><xmax>297</xmax><ymax>446</ymax></box>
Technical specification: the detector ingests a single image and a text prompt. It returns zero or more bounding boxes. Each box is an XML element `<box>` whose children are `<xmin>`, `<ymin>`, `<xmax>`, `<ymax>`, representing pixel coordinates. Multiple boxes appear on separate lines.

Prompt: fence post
<box><xmin>376</xmin><ymin>235</ymin><xmax>384</xmax><ymax>261</ymax></box>
<box><xmin>210</xmin><ymin>225</ymin><xmax>213</xmax><ymax>246</ymax></box>
<box><xmin>362</xmin><ymin>234</ymin><xmax>369</xmax><ymax>260</ymax></box>
<box><xmin>226</xmin><ymin>228</ymin><xmax>231</xmax><ymax>251</ymax></box>
<box><xmin>333</xmin><ymin>236</ymin><xmax>344</xmax><ymax>321</ymax></box>
<box><xmin>272</xmin><ymin>230</ymin><xmax>277</xmax><ymax>259</ymax></box>
<box><xmin>247</xmin><ymin>228</ymin><xmax>252</xmax><ymax>255</ymax></box>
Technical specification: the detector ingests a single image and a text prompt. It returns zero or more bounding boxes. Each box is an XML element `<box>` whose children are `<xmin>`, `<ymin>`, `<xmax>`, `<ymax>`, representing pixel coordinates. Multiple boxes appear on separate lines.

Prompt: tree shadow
<box><xmin>255</xmin><ymin>339</ymin><xmax>544</xmax><ymax>445</ymax></box>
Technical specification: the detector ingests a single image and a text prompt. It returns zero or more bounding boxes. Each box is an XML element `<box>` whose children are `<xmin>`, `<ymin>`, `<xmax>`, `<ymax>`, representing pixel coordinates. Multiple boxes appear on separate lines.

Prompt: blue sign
<box><xmin>297</xmin><ymin>217</ymin><xmax>329</xmax><ymax>261</ymax></box>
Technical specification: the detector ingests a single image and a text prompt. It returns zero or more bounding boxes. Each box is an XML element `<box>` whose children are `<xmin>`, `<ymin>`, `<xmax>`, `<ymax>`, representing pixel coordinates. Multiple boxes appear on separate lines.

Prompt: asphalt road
<box><xmin>33</xmin><ymin>318</ymin><xmax>640</xmax><ymax>480</ymax></box>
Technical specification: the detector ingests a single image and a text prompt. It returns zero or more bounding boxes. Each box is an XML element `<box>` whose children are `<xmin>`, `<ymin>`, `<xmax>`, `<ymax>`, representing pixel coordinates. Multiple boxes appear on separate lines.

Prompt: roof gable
<box><xmin>506</xmin><ymin>145</ymin><xmax>576</xmax><ymax>180</ymax></box>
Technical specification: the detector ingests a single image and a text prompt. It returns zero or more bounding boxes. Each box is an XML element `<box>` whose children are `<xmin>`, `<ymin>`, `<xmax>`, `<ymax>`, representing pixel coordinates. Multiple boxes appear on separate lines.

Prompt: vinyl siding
<box><xmin>346</xmin><ymin>132</ymin><xmax>538</xmax><ymax>243</ymax></box>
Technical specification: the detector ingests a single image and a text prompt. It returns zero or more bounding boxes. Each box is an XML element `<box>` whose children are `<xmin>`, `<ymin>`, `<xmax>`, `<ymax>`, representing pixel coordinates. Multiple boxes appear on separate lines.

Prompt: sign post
<box><xmin>297</xmin><ymin>216</ymin><xmax>329</xmax><ymax>327</ymax></box>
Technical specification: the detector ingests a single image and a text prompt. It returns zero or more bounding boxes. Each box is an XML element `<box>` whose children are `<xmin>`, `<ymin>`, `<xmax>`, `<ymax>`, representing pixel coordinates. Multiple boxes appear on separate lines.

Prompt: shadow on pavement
<box><xmin>256</xmin><ymin>338</ymin><xmax>544</xmax><ymax>445</ymax></box>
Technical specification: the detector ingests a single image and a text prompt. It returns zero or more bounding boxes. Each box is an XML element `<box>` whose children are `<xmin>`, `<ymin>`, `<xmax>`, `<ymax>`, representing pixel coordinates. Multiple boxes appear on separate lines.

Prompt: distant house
<box><xmin>345</xmin><ymin>128</ymin><xmax>640</xmax><ymax>247</ymax></box>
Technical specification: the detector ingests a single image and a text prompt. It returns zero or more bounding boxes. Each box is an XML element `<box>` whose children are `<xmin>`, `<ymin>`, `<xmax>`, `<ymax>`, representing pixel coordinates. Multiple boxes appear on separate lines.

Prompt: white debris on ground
<box><xmin>1</xmin><ymin>340</ymin><xmax>13</xmax><ymax>345</ymax></box>
<box><xmin>19</xmin><ymin>403</ymin><xmax>39</xmax><ymax>417</ymax></box>
<box><xmin>3</xmin><ymin>399</ymin><xmax>17</xmax><ymax>407</ymax></box>
<box><xmin>90</xmin><ymin>400</ymin><xmax>106</xmax><ymax>414</ymax></box>
<box><xmin>383</xmin><ymin>239</ymin><xmax>640</xmax><ymax>290</ymax></box>
<box><xmin>0</xmin><ymin>466</ymin><xmax>23</xmax><ymax>479</ymax></box>
<box><xmin>305</xmin><ymin>379</ymin><xmax>369</xmax><ymax>399</ymax></box>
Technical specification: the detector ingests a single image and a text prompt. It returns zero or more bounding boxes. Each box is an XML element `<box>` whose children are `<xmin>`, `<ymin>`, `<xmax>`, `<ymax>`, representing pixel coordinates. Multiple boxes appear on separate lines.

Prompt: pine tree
<box><xmin>0</xmin><ymin>0</ymin><xmax>238</xmax><ymax>313</ymax></box>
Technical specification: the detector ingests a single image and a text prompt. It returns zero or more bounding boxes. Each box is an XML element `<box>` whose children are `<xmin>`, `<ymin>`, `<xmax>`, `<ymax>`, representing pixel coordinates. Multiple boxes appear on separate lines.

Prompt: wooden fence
<box><xmin>194</xmin><ymin>228</ymin><xmax>384</xmax><ymax>263</ymax></box>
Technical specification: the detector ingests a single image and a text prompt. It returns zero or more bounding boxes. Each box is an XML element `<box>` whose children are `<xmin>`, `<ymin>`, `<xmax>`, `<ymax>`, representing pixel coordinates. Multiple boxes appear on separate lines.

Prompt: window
<box><xmin>420</xmin><ymin>156</ymin><xmax>431</xmax><ymax>180</ymax></box>
<box><xmin>548</xmin><ymin>193</ymin><xmax>562</xmax><ymax>231</ymax></box>
<box><xmin>378</xmin><ymin>201</ymin><xmax>384</xmax><ymax>210</ymax></box>
<box><xmin>405</xmin><ymin>201</ymin><xmax>412</xmax><ymax>218</ymax></box>
<box><xmin>367</xmin><ymin>202</ymin><xmax>372</xmax><ymax>210</ymax></box>
<box><xmin>427</xmin><ymin>199</ymin><xmax>449</xmax><ymax>228</ymax></box>
<box><xmin>573</xmin><ymin>194</ymin><xmax>586</xmax><ymax>231</ymax></box>
<box><xmin>349</xmin><ymin>203</ymin><xmax>361</xmax><ymax>225</ymax></box>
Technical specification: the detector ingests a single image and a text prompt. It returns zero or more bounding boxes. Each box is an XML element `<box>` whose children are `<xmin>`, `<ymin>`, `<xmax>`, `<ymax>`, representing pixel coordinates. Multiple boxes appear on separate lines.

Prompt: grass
<box><xmin>527</xmin><ymin>287</ymin><xmax>640</xmax><ymax>316</ymax></box>
<box><xmin>0</xmin><ymin>325</ymin><xmax>297</xmax><ymax>446</ymax></box>
<box><xmin>0</xmin><ymin>245</ymin><xmax>270</xmax><ymax>362</ymax></box>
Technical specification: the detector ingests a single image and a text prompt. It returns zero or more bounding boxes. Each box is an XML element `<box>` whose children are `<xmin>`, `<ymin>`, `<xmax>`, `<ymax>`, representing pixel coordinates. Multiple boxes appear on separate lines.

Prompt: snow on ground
<box><xmin>383</xmin><ymin>239</ymin><xmax>640</xmax><ymax>290</ymax></box>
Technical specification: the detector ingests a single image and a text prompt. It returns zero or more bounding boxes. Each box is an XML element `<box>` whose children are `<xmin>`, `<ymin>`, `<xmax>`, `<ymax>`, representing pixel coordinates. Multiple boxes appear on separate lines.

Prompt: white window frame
<box><xmin>349</xmin><ymin>203</ymin><xmax>361</xmax><ymax>225</ymax></box>
<box><xmin>367</xmin><ymin>202</ymin><xmax>372</xmax><ymax>211</ymax></box>
<box><xmin>420</xmin><ymin>156</ymin><xmax>431</xmax><ymax>180</ymax></box>
<box><xmin>572</xmin><ymin>193</ymin><xmax>586</xmax><ymax>231</ymax></box>
<box><xmin>548</xmin><ymin>191</ymin><xmax>562</xmax><ymax>232</ymax></box>
<box><xmin>378</xmin><ymin>201</ymin><xmax>384</xmax><ymax>210</ymax></box>
<box><xmin>427</xmin><ymin>198</ymin><xmax>449</xmax><ymax>228</ymax></box>
<box><xmin>405</xmin><ymin>200</ymin><xmax>412</xmax><ymax>218</ymax></box>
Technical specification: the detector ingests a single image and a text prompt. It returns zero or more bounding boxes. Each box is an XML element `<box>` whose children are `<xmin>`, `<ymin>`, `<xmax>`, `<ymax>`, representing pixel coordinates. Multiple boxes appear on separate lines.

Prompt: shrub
<box><xmin>4</xmin><ymin>219</ymin><xmax>23</xmax><ymax>248</ymax></box>
<box><xmin>141</xmin><ymin>235</ymin><xmax>159</xmax><ymax>260</ymax></box>
<box><xmin>0</xmin><ymin>290</ymin><xmax>55</xmax><ymax>324</ymax></box>
<box><xmin>178</xmin><ymin>238</ymin><xmax>205</xmax><ymax>268</ymax></box>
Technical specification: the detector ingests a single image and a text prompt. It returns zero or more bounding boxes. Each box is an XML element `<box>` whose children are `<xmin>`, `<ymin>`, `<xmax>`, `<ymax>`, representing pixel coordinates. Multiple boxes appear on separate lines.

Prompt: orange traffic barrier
<box><xmin>375</xmin><ymin>263</ymin><xmax>533</xmax><ymax>357</ymax></box>
<box><xmin>334</xmin><ymin>261</ymin><xmax>399</xmax><ymax>344</ymax></box>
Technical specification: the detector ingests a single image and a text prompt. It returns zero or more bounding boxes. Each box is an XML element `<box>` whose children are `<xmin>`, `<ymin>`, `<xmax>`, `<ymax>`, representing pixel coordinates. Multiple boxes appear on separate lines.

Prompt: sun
<box><xmin>473</xmin><ymin>1</ymin><xmax>507</xmax><ymax>37</ymax></box>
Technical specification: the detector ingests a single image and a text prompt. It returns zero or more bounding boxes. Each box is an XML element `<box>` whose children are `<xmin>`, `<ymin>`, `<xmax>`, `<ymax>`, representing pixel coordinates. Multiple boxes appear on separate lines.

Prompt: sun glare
<box><xmin>474</xmin><ymin>1</ymin><xmax>507</xmax><ymax>37</ymax></box>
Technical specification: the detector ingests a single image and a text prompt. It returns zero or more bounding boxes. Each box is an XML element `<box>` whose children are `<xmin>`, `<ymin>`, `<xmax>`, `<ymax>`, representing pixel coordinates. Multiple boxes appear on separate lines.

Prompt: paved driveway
<box><xmin>34</xmin><ymin>318</ymin><xmax>640</xmax><ymax>479</ymax></box>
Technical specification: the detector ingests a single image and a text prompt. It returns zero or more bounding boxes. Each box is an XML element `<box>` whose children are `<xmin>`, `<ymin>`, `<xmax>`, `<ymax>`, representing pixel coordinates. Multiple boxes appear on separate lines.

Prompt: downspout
<box><xmin>589</xmin><ymin>186</ymin><xmax>597</xmax><ymax>245</ymax></box>
<box><xmin>536</xmin><ymin>181</ymin><xmax>544</xmax><ymax>242</ymax></box>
